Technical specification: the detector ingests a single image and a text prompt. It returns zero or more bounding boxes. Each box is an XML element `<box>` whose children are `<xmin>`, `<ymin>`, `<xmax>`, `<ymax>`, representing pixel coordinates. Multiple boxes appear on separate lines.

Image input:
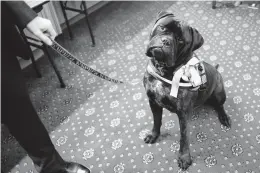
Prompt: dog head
<box><xmin>146</xmin><ymin>11</ymin><xmax>204</xmax><ymax>69</ymax></box>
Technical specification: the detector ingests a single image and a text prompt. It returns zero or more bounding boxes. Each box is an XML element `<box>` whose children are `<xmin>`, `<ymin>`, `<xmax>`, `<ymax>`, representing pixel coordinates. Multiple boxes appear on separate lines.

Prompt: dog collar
<box><xmin>147</xmin><ymin>61</ymin><xmax>192</xmax><ymax>87</ymax></box>
<box><xmin>147</xmin><ymin>56</ymin><xmax>206</xmax><ymax>98</ymax></box>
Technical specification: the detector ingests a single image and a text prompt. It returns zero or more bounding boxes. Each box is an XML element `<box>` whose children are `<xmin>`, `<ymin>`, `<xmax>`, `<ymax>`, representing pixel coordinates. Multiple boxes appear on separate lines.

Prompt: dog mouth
<box><xmin>148</xmin><ymin>46</ymin><xmax>174</xmax><ymax>68</ymax></box>
<box><xmin>153</xmin><ymin>59</ymin><xmax>168</xmax><ymax>76</ymax></box>
<box><xmin>147</xmin><ymin>47</ymin><xmax>167</xmax><ymax>67</ymax></box>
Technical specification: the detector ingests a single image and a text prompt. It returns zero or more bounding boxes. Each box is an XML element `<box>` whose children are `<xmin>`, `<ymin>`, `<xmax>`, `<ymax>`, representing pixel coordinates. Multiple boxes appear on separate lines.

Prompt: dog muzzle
<box><xmin>146</xmin><ymin>37</ymin><xmax>176</xmax><ymax>67</ymax></box>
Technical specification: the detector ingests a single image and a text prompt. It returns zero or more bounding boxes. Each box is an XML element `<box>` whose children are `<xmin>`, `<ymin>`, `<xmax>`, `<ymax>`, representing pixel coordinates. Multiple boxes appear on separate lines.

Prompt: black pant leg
<box><xmin>1</xmin><ymin>54</ymin><xmax>65</xmax><ymax>173</ymax></box>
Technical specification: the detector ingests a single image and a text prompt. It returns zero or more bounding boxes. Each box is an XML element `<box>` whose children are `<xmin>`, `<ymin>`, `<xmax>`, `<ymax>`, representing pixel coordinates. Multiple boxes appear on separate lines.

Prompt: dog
<box><xmin>143</xmin><ymin>11</ymin><xmax>231</xmax><ymax>170</ymax></box>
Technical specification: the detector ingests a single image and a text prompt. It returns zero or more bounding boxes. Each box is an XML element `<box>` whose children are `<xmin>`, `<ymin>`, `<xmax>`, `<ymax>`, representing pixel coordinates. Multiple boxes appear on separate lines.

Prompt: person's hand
<box><xmin>26</xmin><ymin>16</ymin><xmax>57</xmax><ymax>46</ymax></box>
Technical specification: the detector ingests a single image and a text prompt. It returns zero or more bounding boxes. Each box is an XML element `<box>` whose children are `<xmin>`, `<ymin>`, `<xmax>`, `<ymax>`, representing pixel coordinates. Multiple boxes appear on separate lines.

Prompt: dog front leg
<box><xmin>144</xmin><ymin>99</ymin><xmax>163</xmax><ymax>144</ymax></box>
<box><xmin>177</xmin><ymin>110</ymin><xmax>192</xmax><ymax>170</ymax></box>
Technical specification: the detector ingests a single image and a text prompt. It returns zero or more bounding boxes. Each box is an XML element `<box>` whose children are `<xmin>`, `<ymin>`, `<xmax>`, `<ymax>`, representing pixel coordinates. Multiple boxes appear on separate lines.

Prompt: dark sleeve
<box><xmin>4</xmin><ymin>1</ymin><xmax>37</xmax><ymax>29</ymax></box>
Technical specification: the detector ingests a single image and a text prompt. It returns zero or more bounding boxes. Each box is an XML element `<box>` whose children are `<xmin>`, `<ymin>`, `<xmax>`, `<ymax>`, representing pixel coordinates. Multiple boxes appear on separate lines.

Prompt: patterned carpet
<box><xmin>1</xmin><ymin>1</ymin><xmax>260</xmax><ymax>173</ymax></box>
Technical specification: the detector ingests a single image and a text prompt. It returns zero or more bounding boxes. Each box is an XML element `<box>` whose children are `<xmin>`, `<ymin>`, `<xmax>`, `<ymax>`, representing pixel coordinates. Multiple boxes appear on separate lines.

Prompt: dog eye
<box><xmin>177</xmin><ymin>37</ymin><xmax>184</xmax><ymax>44</ymax></box>
<box><xmin>159</xmin><ymin>26</ymin><xmax>167</xmax><ymax>31</ymax></box>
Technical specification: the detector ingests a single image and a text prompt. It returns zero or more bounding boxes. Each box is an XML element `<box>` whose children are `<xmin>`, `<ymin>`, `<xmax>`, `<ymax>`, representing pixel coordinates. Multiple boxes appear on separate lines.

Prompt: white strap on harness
<box><xmin>170</xmin><ymin>56</ymin><xmax>202</xmax><ymax>97</ymax></box>
<box><xmin>147</xmin><ymin>56</ymin><xmax>204</xmax><ymax>98</ymax></box>
<box><xmin>146</xmin><ymin>63</ymin><xmax>192</xmax><ymax>86</ymax></box>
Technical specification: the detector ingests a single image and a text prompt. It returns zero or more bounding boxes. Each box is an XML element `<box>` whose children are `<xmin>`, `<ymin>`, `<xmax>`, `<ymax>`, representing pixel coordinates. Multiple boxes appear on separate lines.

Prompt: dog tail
<box><xmin>215</xmin><ymin>64</ymin><xmax>219</xmax><ymax>69</ymax></box>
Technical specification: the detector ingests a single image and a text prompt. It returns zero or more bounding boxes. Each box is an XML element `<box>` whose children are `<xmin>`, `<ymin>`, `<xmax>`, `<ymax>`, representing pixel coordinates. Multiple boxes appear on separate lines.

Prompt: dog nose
<box><xmin>151</xmin><ymin>47</ymin><xmax>163</xmax><ymax>59</ymax></box>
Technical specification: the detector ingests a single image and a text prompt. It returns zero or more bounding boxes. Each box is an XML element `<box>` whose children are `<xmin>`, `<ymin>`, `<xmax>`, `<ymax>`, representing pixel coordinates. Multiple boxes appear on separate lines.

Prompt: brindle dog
<box><xmin>143</xmin><ymin>11</ymin><xmax>231</xmax><ymax>170</ymax></box>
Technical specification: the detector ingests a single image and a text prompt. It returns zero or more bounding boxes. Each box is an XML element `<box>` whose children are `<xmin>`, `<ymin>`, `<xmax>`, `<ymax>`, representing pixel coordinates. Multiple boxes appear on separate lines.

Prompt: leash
<box><xmin>48</xmin><ymin>39</ymin><xmax>142</xmax><ymax>85</ymax></box>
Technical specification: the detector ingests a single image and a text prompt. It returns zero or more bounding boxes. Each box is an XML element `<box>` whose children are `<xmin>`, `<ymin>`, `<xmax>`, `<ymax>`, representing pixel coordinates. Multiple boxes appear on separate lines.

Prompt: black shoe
<box><xmin>58</xmin><ymin>162</ymin><xmax>90</xmax><ymax>173</ymax></box>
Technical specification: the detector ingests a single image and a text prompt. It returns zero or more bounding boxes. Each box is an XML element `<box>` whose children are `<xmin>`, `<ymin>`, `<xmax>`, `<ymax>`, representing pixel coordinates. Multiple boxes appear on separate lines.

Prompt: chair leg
<box><xmin>212</xmin><ymin>1</ymin><xmax>217</xmax><ymax>9</ymax></box>
<box><xmin>20</xmin><ymin>30</ymin><xmax>42</xmax><ymax>78</ymax></box>
<box><xmin>43</xmin><ymin>44</ymin><xmax>66</xmax><ymax>88</ymax></box>
<box><xmin>82</xmin><ymin>1</ymin><xmax>95</xmax><ymax>47</ymax></box>
<box><xmin>30</xmin><ymin>55</ymin><xmax>42</xmax><ymax>78</ymax></box>
<box><xmin>60</xmin><ymin>1</ymin><xmax>73</xmax><ymax>40</ymax></box>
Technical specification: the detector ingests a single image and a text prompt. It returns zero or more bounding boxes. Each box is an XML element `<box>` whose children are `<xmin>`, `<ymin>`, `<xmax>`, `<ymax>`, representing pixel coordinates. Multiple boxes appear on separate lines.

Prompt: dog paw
<box><xmin>219</xmin><ymin>115</ymin><xmax>231</xmax><ymax>128</ymax></box>
<box><xmin>144</xmin><ymin>134</ymin><xmax>159</xmax><ymax>144</ymax></box>
<box><xmin>178</xmin><ymin>153</ymin><xmax>192</xmax><ymax>171</ymax></box>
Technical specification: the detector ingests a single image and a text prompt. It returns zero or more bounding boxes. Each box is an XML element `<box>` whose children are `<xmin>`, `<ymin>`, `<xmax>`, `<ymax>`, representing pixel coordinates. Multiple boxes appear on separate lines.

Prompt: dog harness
<box><xmin>147</xmin><ymin>55</ymin><xmax>207</xmax><ymax>98</ymax></box>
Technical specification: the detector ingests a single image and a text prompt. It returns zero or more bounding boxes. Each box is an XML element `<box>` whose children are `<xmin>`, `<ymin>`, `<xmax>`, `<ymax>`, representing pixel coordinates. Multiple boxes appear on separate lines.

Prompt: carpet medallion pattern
<box><xmin>1</xmin><ymin>1</ymin><xmax>260</xmax><ymax>173</ymax></box>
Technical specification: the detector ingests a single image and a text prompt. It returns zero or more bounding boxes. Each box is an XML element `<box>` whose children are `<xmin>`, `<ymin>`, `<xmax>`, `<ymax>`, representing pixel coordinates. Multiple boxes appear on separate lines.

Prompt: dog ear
<box><xmin>177</xmin><ymin>25</ymin><xmax>204</xmax><ymax>59</ymax></box>
<box><xmin>190</xmin><ymin>27</ymin><xmax>204</xmax><ymax>51</ymax></box>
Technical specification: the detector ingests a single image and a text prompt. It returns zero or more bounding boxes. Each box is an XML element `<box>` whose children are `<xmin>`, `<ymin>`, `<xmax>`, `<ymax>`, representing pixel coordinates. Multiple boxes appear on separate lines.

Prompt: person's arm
<box><xmin>4</xmin><ymin>1</ymin><xmax>57</xmax><ymax>45</ymax></box>
<box><xmin>4</xmin><ymin>1</ymin><xmax>37</xmax><ymax>29</ymax></box>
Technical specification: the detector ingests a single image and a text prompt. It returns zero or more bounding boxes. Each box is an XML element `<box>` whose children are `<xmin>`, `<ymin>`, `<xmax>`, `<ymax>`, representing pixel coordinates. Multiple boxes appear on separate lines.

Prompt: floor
<box><xmin>1</xmin><ymin>1</ymin><xmax>260</xmax><ymax>173</ymax></box>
